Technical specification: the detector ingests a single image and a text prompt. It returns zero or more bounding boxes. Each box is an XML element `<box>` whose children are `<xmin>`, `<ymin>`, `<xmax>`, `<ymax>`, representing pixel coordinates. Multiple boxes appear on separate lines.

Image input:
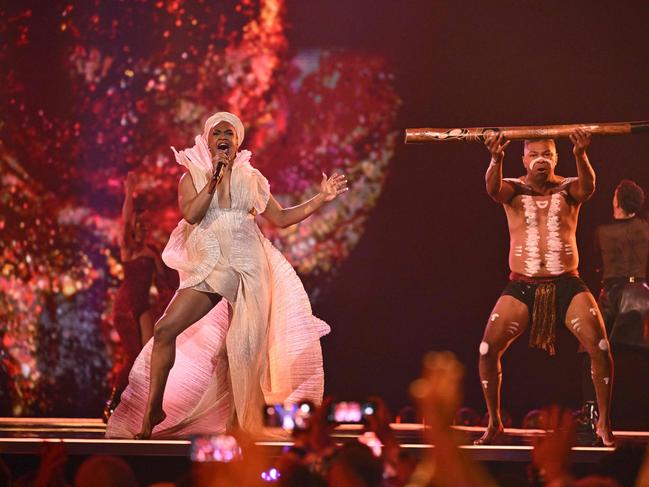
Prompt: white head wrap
<box><xmin>202</xmin><ymin>111</ymin><xmax>245</xmax><ymax>148</ymax></box>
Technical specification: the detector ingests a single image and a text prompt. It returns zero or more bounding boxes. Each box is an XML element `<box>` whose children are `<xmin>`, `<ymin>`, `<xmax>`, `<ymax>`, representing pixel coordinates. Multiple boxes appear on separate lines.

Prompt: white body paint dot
<box><xmin>481</xmin><ymin>380</ymin><xmax>489</xmax><ymax>389</ymax></box>
<box><xmin>589</xmin><ymin>308</ymin><xmax>597</xmax><ymax>316</ymax></box>
<box><xmin>598</xmin><ymin>339</ymin><xmax>609</xmax><ymax>351</ymax></box>
<box><xmin>479</xmin><ymin>342</ymin><xmax>490</xmax><ymax>355</ymax></box>
<box><xmin>490</xmin><ymin>313</ymin><xmax>500</xmax><ymax>322</ymax></box>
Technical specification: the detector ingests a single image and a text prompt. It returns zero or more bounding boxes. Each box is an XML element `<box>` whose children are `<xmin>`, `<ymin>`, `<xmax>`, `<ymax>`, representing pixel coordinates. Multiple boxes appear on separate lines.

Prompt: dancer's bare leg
<box><xmin>139</xmin><ymin>310</ymin><xmax>154</xmax><ymax>346</ymax></box>
<box><xmin>476</xmin><ymin>295</ymin><xmax>529</xmax><ymax>445</ymax></box>
<box><xmin>565</xmin><ymin>292</ymin><xmax>614</xmax><ymax>446</ymax></box>
<box><xmin>136</xmin><ymin>288</ymin><xmax>222</xmax><ymax>439</ymax></box>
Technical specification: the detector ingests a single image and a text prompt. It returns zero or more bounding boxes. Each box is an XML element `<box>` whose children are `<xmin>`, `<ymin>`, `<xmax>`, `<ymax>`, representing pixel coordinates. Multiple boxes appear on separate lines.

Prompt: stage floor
<box><xmin>2</xmin><ymin>418</ymin><xmax>646</xmax><ymax>463</ymax></box>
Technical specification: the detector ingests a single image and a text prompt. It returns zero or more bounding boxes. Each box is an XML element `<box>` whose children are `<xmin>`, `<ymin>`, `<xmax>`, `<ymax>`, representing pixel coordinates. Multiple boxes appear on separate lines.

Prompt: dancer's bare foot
<box><xmin>135</xmin><ymin>409</ymin><xmax>166</xmax><ymax>440</ymax></box>
<box><xmin>474</xmin><ymin>424</ymin><xmax>504</xmax><ymax>445</ymax></box>
<box><xmin>595</xmin><ymin>423</ymin><xmax>615</xmax><ymax>447</ymax></box>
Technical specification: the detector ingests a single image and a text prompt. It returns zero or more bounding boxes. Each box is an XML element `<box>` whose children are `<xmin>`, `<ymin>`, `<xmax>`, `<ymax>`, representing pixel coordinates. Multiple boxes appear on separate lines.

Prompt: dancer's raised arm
<box><xmin>484</xmin><ymin>133</ymin><xmax>514</xmax><ymax>203</ymax></box>
<box><xmin>567</xmin><ymin>128</ymin><xmax>596</xmax><ymax>203</ymax></box>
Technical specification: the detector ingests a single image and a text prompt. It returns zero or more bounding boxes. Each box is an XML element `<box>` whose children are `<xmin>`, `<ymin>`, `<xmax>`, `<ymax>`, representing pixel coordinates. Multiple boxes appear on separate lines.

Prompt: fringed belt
<box><xmin>509</xmin><ymin>271</ymin><xmax>579</xmax><ymax>356</ymax></box>
<box><xmin>530</xmin><ymin>282</ymin><xmax>557</xmax><ymax>355</ymax></box>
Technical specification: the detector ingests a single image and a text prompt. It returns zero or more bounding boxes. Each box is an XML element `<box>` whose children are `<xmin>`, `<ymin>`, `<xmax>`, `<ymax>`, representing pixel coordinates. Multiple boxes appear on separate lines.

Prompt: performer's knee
<box><xmin>479</xmin><ymin>337</ymin><xmax>508</xmax><ymax>357</ymax></box>
<box><xmin>585</xmin><ymin>337</ymin><xmax>611</xmax><ymax>359</ymax></box>
<box><xmin>479</xmin><ymin>341</ymin><xmax>497</xmax><ymax>360</ymax></box>
<box><xmin>597</xmin><ymin>338</ymin><xmax>610</xmax><ymax>352</ymax></box>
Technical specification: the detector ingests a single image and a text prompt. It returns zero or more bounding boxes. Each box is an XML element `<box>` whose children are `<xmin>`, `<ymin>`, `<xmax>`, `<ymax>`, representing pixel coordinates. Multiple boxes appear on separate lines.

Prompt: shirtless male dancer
<box><xmin>475</xmin><ymin>129</ymin><xmax>614</xmax><ymax>446</ymax></box>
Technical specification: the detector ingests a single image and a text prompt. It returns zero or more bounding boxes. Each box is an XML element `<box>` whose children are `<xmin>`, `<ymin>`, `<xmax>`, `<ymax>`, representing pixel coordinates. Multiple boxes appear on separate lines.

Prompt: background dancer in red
<box><xmin>104</xmin><ymin>172</ymin><xmax>173</xmax><ymax>421</ymax></box>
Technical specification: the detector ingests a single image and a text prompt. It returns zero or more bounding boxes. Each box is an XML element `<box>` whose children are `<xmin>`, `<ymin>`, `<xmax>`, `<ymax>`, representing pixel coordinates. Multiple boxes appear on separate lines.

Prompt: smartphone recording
<box><xmin>264</xmin><ymin>402</ymin><xmax>314</xmax><ymax>431</ymax></box>
<box><xmin>327</xmin><ymin>401</ymin><xmax>376</xmax><ymax>424</ymax></box>
<box><xmin>190</xmin><ymin>434</ymin><xmax>242</xmax><ymax>462</ymax></box>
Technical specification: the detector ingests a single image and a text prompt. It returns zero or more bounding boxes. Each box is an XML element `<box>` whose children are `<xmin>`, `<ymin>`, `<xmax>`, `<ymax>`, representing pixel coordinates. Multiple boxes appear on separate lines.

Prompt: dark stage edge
<box><xmin>2</xmin><ymin>418</ymin><xmax>647</xmax><ymax>463</ymax></box>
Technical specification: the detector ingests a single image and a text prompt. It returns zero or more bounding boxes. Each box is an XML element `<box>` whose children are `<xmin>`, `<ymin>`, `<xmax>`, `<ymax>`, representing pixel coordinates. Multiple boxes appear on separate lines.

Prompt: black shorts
<box><xmin>502</xmin><ymin>274</ymin><xmax>591</xmax><ymax>328</ymax></box>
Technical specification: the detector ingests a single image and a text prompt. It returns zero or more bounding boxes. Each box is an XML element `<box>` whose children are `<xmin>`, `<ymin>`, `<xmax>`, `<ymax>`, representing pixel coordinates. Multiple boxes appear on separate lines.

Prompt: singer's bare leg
<box><xmin>476</xmin><ymin>296</ymin><xmax>529</xmax><ymax>445</ymax></box>
<box><xmin>136</xmin><ymin>288</ymin><xmax>222</xmax><ymax>439</ymax></box>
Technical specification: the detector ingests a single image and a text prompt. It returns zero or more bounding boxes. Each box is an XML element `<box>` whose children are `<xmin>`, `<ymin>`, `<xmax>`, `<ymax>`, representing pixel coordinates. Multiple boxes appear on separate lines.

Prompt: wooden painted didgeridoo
<box><xmin>404</xmin><ymin>121</ymin><xmax>649</xmax><ymax>143</ymax></box>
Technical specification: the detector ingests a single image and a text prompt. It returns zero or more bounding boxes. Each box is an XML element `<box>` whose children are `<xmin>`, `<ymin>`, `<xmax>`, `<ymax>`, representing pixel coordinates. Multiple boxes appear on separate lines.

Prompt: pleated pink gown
<box><xmin>106</xmin><ymin>139</ymin><xmax>330</xmax><ymax>438</ymax></box>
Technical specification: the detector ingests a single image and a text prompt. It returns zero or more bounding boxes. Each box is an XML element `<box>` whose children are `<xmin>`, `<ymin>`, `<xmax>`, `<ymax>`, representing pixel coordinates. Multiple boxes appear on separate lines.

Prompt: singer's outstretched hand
<box><xmin>320</xmin><ymin>173</ymin><xmax>348</xmax><ymax>202</ymax></box>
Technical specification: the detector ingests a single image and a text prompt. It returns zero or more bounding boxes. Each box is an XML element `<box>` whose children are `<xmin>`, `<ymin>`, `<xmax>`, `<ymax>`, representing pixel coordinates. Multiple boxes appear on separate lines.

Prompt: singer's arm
<box><xmin>262</xmin><ymin>173</ymin><xmax>348</xmax><ymax>228</ymax></box>
<box><xmin>178</xmin><ymin>172</ymin><xmax>218</xmax><ymax>224</ymax></box>
<box><xmin>262</xmin><ymin>193</ymin><xmax>327</xmax><ymax>229</ymax></box>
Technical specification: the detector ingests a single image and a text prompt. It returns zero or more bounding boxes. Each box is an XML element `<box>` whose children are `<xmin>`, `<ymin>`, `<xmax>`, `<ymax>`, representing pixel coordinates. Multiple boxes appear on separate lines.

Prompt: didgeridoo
<box><xmin>404</xmin><ymin>121</ymin><xmax>649</xmax><ymax>143</ymax></box>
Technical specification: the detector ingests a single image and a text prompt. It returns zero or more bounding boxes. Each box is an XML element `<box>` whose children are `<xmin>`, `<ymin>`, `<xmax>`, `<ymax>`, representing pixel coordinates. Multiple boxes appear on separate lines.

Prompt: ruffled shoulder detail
<box><xmin>251</xmin><ymin>168</ymin><xmax>270</xmax><ymax>214</ymax></box>
<box><xmin>234</xmin><ymin>150</ymin><xmax>270</xmax><ymax>214</ymax></box>
<box><xmin>171</xmin><ymin>136</ymin><xmax>212</xmax><ymax>192</ymax></box>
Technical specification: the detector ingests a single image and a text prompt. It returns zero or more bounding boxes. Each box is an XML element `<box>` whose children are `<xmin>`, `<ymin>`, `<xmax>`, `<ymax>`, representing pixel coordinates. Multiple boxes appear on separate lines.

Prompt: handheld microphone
<box><xmin>212</xmin><ymin>142</ymin><xmax>230</xmax><ymax>183</ymax></box>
